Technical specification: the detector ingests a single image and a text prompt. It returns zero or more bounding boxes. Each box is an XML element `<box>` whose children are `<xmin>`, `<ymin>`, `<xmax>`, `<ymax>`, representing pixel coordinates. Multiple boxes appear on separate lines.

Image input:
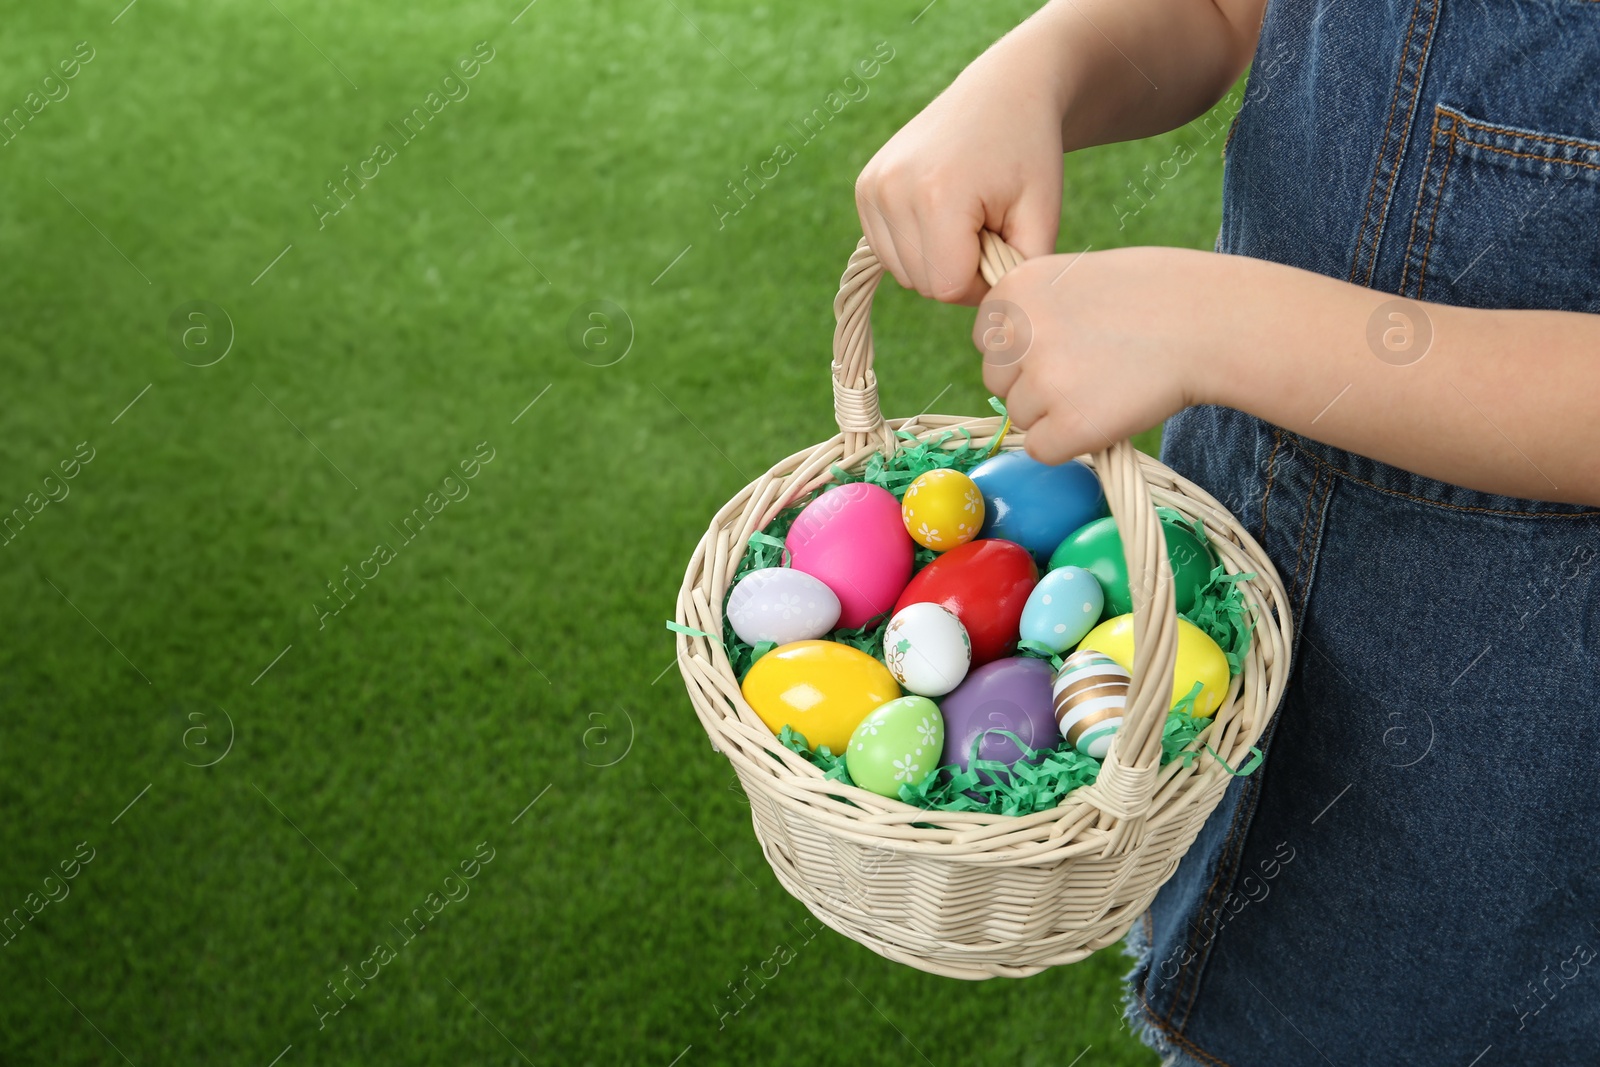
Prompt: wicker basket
<box><xmin>672</xmin><ymin>232</ymin><xmax>1293</xmax><ymax>979</ymax></box>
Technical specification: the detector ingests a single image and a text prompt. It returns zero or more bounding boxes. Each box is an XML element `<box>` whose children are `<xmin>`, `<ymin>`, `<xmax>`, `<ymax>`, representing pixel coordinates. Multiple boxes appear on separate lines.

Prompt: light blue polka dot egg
<box><xmin>1018</xmin><ymin>566</ymin><xmax>1105</xmax><ymax>654</ymax></box>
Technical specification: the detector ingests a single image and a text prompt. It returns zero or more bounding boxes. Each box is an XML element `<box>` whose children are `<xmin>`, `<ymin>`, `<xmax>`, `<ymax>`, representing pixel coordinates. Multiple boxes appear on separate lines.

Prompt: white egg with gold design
<box><xmin>882</xmin><ymin>602</ymin><xmax>971</xmax><ymax>697</ymax></box>
<box><xmin>1051</xmin><ymin>649</ymin><xmax>1131</xmax><ymax>758</ymax></box>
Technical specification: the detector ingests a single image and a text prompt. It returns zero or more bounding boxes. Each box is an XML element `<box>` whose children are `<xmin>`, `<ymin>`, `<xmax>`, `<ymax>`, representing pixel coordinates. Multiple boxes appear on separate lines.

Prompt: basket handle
<box><xmin>830</xmin><ymin>231</ymin><xmax>1180</xmax><ymax>836</ymax></box>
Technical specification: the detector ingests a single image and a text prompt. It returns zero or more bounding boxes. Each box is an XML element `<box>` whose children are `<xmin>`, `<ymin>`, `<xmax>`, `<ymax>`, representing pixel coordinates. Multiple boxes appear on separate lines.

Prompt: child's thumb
<box><xmin>997</xmin><ymin>189</ymin><xmax>1062</xmax><ymax>262</ymax></box>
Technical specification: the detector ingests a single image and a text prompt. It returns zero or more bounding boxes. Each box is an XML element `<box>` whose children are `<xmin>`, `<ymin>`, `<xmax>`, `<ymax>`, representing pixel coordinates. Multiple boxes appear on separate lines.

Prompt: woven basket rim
<box><xmin>668</xmin><ymin>232</ymin><xmax>1294</xmax><ymax>976</ymax></box>
<box><xmin>673</xmin><ymin>412</ymin><xmax>1292</xmax><ymax>859</ymax></box>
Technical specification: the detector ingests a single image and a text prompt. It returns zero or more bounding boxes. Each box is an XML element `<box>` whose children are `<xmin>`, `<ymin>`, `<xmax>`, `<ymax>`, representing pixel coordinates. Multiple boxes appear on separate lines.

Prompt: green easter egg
<box><xmin>1047</xmin><ymin>516</ymin><xmax>1213</xmax><ymax>618</ymax></box>
<box><xmin>845</xmin><ymin>696</ymin><xmax>945</xmax><ymax>798</ymax></box>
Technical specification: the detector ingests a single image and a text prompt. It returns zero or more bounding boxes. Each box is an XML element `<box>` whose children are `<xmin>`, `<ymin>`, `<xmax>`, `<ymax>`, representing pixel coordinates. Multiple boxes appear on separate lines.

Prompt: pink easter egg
<box><xmin>786</xmin><ymin>483</ymin><xmax>914</xmax><ymax>629</ymax></box>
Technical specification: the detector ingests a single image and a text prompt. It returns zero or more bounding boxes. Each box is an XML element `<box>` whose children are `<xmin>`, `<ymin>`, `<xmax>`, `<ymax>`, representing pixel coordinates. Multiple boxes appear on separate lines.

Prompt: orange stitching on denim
<box><xmin>1351</xmin><ymin>0</ymin><xmax>1442</xmax><ymax>286</ymax></box>
<box><xmin>1289</xmin><ymin>466</ymin><xmax>1323</xmax><ymax>607</ymax></box>
<box><xmin>1169</xmin><ymin>706</ymin><xmax>1287</xmax><ymax>1025</ymax></box>
<box><xmin>1287</xmin><ymin>439</ymin><xmax>1600</xmax><ymax>518</ymax></box>
<box><xmin>1363</xmin><ymin>0</ymin><xmax>1444</xmax><ymax>287</ymax></box>
<box><xmin>1166</xmin><ymin>797</ymin><xmax>1252</xmax><ymax>1024</ymax></box>
<box><xmin>1349</xmin><ymin>0</ymin><xmax>1429</xmax><ymax>284</ymax></box>
<box><xmin>1459</xmin><ymin>139</ymin><xmax>1600</xmax><ymax>173</ymax></box>
<box><xmin>1222</xmin><ymin>110</ymin><xmax>1241</xmax><ymax>157</ymax></box>
<box><xmin>1164</xmin><ymin>429</ymin><xmax>1287</xmax><ymax>1025</ymax></box>
<box><xmin>1416</xmin><ymin>120</ymin><xmax>1458</xmax><ymax>301</ymax></box>
<box><xmin>1403</xmin><ymin>106</ymin><xmax>1600</xmax><ymax>296</ymax></box>
<box><xmin>1257</xmin><ymin>430</ymin><xmax>1285</xmax><ymax>545</ymax></box>
<box><xmin>1139</xmin><ymin>987</ymin><xmax>1238</xmax><ymax>1067</ymax></box>
<box><xmin>1400</xmin><ymin>108</ymin><xmax>1447</xmax><ymax>295</ymax></box>
<box><xmin>1454</xmin><ymin>115</ymin><xmax>1600</xmax><ymax>155</ymax></box>
<box><xmin>1299</xmin><ymin>467</ymin><xmax>1335</xmax><ymax>619</ymax></box>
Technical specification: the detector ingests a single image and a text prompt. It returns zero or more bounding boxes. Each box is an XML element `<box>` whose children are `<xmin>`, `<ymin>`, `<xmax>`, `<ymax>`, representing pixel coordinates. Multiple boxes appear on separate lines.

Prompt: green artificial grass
<box><xmin>0</xmin><ymin>1</ymin><xmax>1232</xmax><ymax>1063</ymax></box>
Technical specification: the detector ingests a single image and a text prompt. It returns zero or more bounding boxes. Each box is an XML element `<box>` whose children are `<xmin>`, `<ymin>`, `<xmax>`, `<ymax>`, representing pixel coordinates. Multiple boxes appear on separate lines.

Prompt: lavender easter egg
<box><xmin>969</xmin><ymin>451</ymin><xmax>1107</xmax><ymax>565</ymax></box>
<box><xmin>726</xmin><ymin>568</ymin><xmax>842</xmax><ymax>646</ymax></box>
<box><xmin>786</xmin><ymin>482</ymin><xmax>915</xmax><ymax>629</ymax></box>
<box><xmin>939</xmin><ymin>657</ymin><xmax>1061</xmax><ymax>776</ymax></box>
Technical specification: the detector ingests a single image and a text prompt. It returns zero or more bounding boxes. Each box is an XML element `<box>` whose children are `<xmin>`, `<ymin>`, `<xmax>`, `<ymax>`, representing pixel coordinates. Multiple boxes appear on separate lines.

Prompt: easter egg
<box><xmin>1048</xmin><ymin>516</ymin><xmax>1213</xmax><ymax>618</ymax></box>
<box><xmin>726</xmin><ymin>568</ymin><xmax>842</xmax><ymax>645</ymax></box>
<box><xmin>1019</xmin><ymin>566</ymin><xmax>1105</xmax><ymax>653</ymax></box>
<box><xmin>786</xmin><ymin>482</ymin><xmax>914</xmax><ymax>630</ymax></box>
<box><xmin>1052</xmin><ymin>650</ymin><xmax>1131</xmax><ymax>758</ymax></box>
<box><xmin>901</xmin><ymin>468</ymin><xmax>984</xmax><ymax>551</ymax></box>
<box><xmin>892</xmin><ymin>539</ymin><xmax>1038</xmax><ymax>666</ymax></box>
<box><xmin>969</xmin><ymin>451</ymin><xmax>1107</xmax><ymax>564</ymax></box>
<box><xmin>939</xmin><ymin>657</ymin><xmax>1060</xmax><ymax>776</ymax></box>
<box><xmin>882</xmin><ymin>603</ymin><xmax>971</xmax><ymax>697</ymax></box>
<box><xmin>1077</xmin><ymin>615</ymin><xmax>1231</xmax><ymax>716</ymax></box>
<box><xmin>846</xmin><ymin>696</ymin><xmax>945</xmax><ymax>798</ymax></box>
<box><xmin>740</xmin><ymin>640</ymin><xmax>901</xmax><ymax>753</ymax></box>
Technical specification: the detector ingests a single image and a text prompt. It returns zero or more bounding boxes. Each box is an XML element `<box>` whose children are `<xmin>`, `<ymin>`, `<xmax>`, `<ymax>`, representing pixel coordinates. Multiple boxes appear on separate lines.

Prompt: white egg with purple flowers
<box><xmin>882</xmin><ymin>602</ymin><xmax>971</xmax><ymax>697</ymax></box>
<box><xmin>1019</xmin><ymin>566</ymin><xmax>1105</xmax><ymax>653</ymax></box>
<box><xmin>725</xmin><ymin>568</ymin><xmax>841</xmax><ymax>646</ymax></box>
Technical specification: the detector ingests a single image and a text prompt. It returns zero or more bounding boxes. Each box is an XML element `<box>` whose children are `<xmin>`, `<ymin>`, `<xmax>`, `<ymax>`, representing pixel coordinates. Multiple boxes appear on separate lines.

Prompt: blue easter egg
<box><xmin>969</xmin><ymin>451</ymin><xmax>1107</xmax><ymax>564</ymax></box>
<box><xmin>1018</xmin><ymin>567</ymin><xmax>1105</xmax><ymax>653</ymax></box>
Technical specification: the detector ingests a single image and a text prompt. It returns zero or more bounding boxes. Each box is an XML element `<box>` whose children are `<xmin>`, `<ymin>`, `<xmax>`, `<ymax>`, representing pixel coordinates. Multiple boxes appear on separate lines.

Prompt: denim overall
<box><xmin>1125</xmin><ymin>0</ymin><xmax>1600</xmax><ymax>1063</ymax></box>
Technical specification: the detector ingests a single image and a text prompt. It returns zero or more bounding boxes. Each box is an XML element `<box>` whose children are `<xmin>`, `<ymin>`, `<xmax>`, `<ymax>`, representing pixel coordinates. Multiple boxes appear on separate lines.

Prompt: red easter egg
<box><xmin>893</xmin><ymin>539</ymin><xmax>1039</xmax><ymax>666</ymax></box>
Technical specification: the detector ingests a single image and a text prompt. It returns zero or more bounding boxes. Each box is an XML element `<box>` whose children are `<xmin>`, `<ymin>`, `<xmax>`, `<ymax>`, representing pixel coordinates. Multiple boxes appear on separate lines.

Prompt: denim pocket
<box><xmin>1399</xmin><ymin>105</ymin><xmax>1600</xmax><ymax>310</ymax></box>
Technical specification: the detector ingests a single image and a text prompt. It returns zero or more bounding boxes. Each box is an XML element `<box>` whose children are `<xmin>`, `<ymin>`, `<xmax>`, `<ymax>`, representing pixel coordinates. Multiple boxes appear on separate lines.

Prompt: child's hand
<box><xmin>978</xmin><ymin>244</ymin><xmax>1600</xmax><ymax>507</ymax></box>
<box><xmin>975</xmin><ymin>246</ymin><xmax>1219</xmax><ymax>465</ymax></box>
<box><xmin>855</xmin><ymin>65</ymin><xmax>1067</xmax><ymax>306</ymax></box>
<box><xmin>854</xmin><ymin>0</ymin><xmax>1263</xmax><ymax>307</ymax></box>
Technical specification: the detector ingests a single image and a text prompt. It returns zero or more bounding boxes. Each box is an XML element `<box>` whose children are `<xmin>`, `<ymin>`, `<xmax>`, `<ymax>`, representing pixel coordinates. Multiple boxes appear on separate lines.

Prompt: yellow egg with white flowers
<box><xmin>740</xmin><ymin>640</ymin><xmax>901</xmax><ymax>753</ymax></box>
<box><xmin>1076</xmin><ymin>615</ymin><xmax>1231</xmax><ymax>716</ymax></box>
<box><xmin>901</xmin><ymin>469</ymin><xmax>984</xmax><ymax>551</ymax></box>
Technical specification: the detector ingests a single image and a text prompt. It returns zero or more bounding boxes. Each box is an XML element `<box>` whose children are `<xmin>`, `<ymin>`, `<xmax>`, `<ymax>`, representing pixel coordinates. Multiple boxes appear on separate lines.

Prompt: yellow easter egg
<box><xmin>901</xmin><ymin>469</ymin><xmax>985</xmax><ymax>551</ymax></box>
<box><xmin>1076</xmin><ymin>615</ymin><xmax>1230</xmax><ymax>717</ymax></box>
<box><xmin>740</xmin><ymin>640</ymin><xmax>902</xmax><ymax>752</ymax></box>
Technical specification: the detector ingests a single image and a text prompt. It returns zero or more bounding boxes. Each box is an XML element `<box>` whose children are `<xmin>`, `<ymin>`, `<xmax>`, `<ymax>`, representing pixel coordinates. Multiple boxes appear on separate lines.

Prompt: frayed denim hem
<box><xmin>1120</xmin><ymin>914</ymin><xmax>1220</xmax><ymax>1067</ymax></box>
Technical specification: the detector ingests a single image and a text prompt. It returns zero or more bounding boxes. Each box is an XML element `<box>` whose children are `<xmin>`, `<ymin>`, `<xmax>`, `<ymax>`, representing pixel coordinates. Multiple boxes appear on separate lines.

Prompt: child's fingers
<box><xmin>911</xmin><ymin>206</ymin><xmax>987</xmax><ymax>305</ymax></box>
<box><xmin>976</xmin><ymin>308</ymin><xmax>1027</xmax><ymax>399</ymax></box>
<box><xmin>1001</xmin><ymin>379</ymin><xmax>1046</xmax><ymax>431</ymax></box>
<box><xmin>1021</xmin><ymin>414</ymin><xmax>1081</xmax><ymax>467</ymax></box>
<box><xmin>855</xmin><ymin>184</ymin><xmax>914</xmax><ymax>291</ymax></box>
<box><xmin>973</xmin><ymin>269</ymin><xmax>1036</xmax><ymax>395</ymax></box>
<box><xmin>998</xmin><ymin>187</ymin><xmax>1062</xmax><ymax>263</ymax></box>
<box><xmin>870</xmin><ymin>190</ymin><xmax>943</xmax><ymax>298</ymax></box>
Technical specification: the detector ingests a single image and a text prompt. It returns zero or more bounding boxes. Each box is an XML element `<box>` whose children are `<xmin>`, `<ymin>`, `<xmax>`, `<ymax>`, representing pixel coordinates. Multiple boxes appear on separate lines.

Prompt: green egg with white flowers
<box><xmin>846</xmin><ymin>696</ymin><xmax>945</xmax><ymax>798</ymax></box>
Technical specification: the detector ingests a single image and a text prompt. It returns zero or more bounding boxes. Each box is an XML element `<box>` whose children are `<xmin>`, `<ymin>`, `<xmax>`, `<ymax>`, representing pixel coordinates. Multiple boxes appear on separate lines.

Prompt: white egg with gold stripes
<box><xmin>1051</xmin><ymin>649</ymin><xmax>1131</xmax><ymax>758</ymax></box>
